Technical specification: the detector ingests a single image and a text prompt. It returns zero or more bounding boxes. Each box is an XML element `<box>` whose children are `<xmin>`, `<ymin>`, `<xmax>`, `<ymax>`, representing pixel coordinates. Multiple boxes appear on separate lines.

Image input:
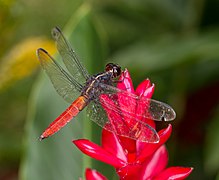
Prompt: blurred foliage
<box><xmin>0</xmin><ymin>0</ymin><xmax>219</xmax><ymax>179</ymax></box>
<box><xmin>0</xmin><ymin>37</ymin><xmax>55</xmax><ymax>92</ymax></box>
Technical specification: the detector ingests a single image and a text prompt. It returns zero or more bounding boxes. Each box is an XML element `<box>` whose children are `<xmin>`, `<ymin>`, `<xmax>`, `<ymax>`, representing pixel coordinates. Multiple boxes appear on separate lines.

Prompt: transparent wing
<box><xmin>37</xmin><ymin>48</ymin><xmax>83</xmax><ymax>103</ymax></box>
<box><xmin>87</xmin><ymin>100</ymin><xmax>160</xmax><ymax>143</ymax></box>
<box><xmin>52</xmin><ymin>27</ymin><xmax>89</xmax><ymax>83</ymax></box>
<box><xmin>87</xmin><ymin>81</ymin><xmax>176</xmax><ymax>142</ymax></box>
<box><xmin>101</xmin><ymin>84</ymin><xmax>176</xmax><ymax>122</ymax></box>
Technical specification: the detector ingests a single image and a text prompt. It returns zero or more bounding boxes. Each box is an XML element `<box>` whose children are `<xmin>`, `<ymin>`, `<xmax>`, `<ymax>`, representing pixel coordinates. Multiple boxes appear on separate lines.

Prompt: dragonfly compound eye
<box><xmin>105</xmin><ymin>63</ymin><xmax>121</xmax><ymax>78</ymax></box>
<box><xmin>113</xmin><ymin>64</ymin><xmax>121</xmax><ymax>78</ymax></box>
<box><xmin>105</xmin><ymin>63</ymin><xmax>114</xmax><ymax>71</ymax></box>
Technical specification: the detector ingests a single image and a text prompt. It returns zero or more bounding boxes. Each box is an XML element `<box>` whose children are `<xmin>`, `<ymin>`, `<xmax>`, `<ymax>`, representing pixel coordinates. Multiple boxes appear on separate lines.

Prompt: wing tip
<box><xmin>151</xmin><ymin>133</ymin><xmax>160</xmax><ymax>143</ymax></box>
<box><xmin>36</xmin><ymin>48</ymin><xmax>48</xmax><ymax>56</ymax></box>
<box><xmin>142</xmin><ymin>130</ymin><xmax>160</xmax><ymax>143</ymax></box>
<box><xmin>164</xmin><ymin>107</ymin><xmax>177</xmax><ymax>122</ymax></box>
<box><xmin>138</xmin><ymin>133</ymin><xmax>160</xmax><ymax>143</ymax></box>
<box><xmin>51</xmin><ymin>26</ymin><xmax>62</xmax><ymax>40</ymax></box>
<box><xmin>36</xmin><ymin>48</ymin><xmax>52</xmax><ymax>63</ymax></box>
<box><xmin>170</xmin><ymin>109</ymin><xmax>176</xmax><ymax>121</ymax></box>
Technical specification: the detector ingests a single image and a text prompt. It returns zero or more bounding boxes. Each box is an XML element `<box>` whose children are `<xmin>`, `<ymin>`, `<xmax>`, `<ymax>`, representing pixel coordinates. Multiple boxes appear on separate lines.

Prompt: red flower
<box><xmin>73</xmin><ymin>69</ymin><xmax>193</xmax><ymax>179</ymax></box>
<box><xmin>84</xmin><ymin>168</ymin><xmax>107</xmax><ymax>180</ymax></box>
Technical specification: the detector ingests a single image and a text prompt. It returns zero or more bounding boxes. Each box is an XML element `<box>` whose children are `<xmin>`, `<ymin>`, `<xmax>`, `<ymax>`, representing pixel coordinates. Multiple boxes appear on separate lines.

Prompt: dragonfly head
<box><xmin>105</xmin><ymin>63</ymin><xmax>122</xmax><ymax>78</ymax></box>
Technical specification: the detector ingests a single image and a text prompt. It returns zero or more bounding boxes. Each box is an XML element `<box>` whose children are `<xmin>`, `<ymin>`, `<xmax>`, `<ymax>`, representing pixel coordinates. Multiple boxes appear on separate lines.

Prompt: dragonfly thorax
<box><xmin>81</xmin><ymin>72</ymin><xmax>116</xmax><ymax>101</ymax></box>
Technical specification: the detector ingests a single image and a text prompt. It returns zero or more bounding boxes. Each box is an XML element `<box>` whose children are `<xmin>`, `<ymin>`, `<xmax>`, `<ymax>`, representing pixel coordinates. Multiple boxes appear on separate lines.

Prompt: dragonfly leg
<box><xmin>112</xmin><ymin>79</ymin><xmax>123</xmax><ymax>83</ymax></box>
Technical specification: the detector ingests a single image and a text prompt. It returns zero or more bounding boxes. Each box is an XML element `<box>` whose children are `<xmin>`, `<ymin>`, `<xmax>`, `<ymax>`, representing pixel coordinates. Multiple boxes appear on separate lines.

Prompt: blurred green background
<box><xmin>0</xmin><ymin>0</ymin><xmax>219</xmax><ymax>179</ymax></box>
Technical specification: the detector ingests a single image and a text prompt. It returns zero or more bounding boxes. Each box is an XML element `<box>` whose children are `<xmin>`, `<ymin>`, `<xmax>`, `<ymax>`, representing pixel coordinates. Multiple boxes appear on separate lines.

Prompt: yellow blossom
<box><xmin>0</xmin><ymin>37</ymin><xmax>55</xmax><ymax>91</ymax></box>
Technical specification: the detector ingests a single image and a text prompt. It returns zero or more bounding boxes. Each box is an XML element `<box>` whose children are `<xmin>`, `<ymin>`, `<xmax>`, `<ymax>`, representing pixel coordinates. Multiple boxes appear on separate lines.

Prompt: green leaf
<box><xmin>20</xmin><ymin>75</ymin><xmax>84</xmax><ymax>180</ymax></box>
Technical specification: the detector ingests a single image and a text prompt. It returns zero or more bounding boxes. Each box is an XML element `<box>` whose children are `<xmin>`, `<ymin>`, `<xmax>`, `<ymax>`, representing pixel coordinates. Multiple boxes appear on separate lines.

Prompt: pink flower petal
<box><xmin>101</xmin><ymin>129</ymin><xmax>127</xmax><ymax>162</ymax></box>
<box><xmin>117</xmin><ymin>69</ymin><xmax>135</xmax><ymax>93</ymax></box>
<box><xmin>117</xmin><ymin>136</ymin><xmax>136</xmax><ymax>154</ymax></box>
<box><xmin>100</xmin><ymin>94</ymin><xmax>129</xmax><ymax>136</ymax></box>
<box><xmin>116</xmin><ymin>71</ymin><xmax>137</xmax><ymax>130</ymax></box>
<box><xmin>135</xmin><ymin>79</ymin><xmax>155</xmax><ymax>128</ymax></box>
<box><xmin>116</xmin><ymin>163</ymin><xmax>142</xmax><ymax>180</ymax></box>
<box><xmin>100</xmin><ymin>95</ymin><xmax>138</xmax><ymax>153</ymax></box>
<box><xmin>117</xmin><ymin>91</ymin><xmax>137</xmax><ymax>128</ymax></box>
<box><xmin>136</xmin><ymin>124</ymin><xmax>172</xmax><ymax>162</ymax></box>
<box><xmin>141</xmin><ymin>83</ymin><xmax>155</xmax><ymax>99</ymax></box>
<box><xmin>135</xmin><ymin>79</ymin><xmax>152</xmax><ymax>97</ymax></box>
<box><xmin>134</xmin><ymin>93</ymin><xmax>156</xmax><ymax>128</ymax></box>
<box><xmin>85</xmin><ymin>168</ymin><xmax>107</xmax><ymax>180</ymax></box>
<box><xmin>154</xmin><ymin>167</ymin><xmax>194</xmax><ymax>180</ymax></box>
<box><xmin>73</xmin><ymin>139</ymin><xmax>126</xmax><ymax>168</ymax></box>
<box><xmin>140</xmin><ymin>145</ymin><xmax>168</xmax><ymax>179</ymax></box>
<box><xmin>116</xmin><ymin>76</ymin><xmax>158</xmax><ymax>145</ymax></box>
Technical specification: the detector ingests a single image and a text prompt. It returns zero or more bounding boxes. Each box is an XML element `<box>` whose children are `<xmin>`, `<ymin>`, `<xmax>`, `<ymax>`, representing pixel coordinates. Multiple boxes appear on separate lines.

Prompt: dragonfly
<box><xmin>37</xmin><ymin>27</ymin><xmax>176</xmax><ymax>143</ymax></box>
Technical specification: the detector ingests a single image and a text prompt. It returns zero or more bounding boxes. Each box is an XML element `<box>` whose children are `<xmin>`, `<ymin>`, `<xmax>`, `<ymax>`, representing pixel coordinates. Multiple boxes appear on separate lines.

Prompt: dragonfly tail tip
<box><xmin>38</xmin><ymin>135</ymin><xmax>46</xmax><ymax>141</ymax></box>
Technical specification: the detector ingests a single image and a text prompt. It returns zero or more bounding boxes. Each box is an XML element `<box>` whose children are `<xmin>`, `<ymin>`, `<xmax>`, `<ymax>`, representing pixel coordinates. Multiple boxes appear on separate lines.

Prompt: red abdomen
<box><xmin>39</xmin><ymin>96</ymin><xmax>87</xmax><ymax>140</ymax></box>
